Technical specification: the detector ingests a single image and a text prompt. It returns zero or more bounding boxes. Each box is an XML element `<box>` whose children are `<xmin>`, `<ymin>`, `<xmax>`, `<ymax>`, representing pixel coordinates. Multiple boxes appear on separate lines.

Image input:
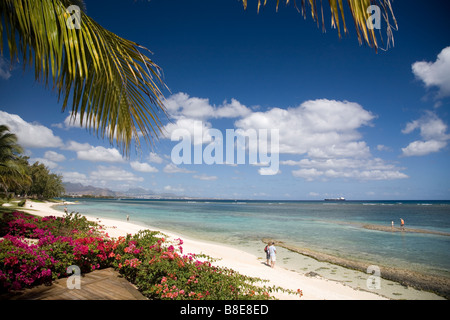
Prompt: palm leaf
<box><xmin>0</xmin><ymin>0</ymin><xmax>168</xmax><ymax>155</ymax></box>
<box><xmin>243</xmin><ymin>0</ymin><xmax>398</xmax><ymax>52</ymax></box>
<box><xmin>0</xmin><ymin>125</ymin><xmax>30</xmax><ymax>193</ymax></box>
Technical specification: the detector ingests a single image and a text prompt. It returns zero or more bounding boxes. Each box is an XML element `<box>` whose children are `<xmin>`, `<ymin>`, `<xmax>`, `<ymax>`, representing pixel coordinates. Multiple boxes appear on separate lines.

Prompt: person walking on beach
<box><xmin>126</xmin><ymin>214</ymin><xmax>129</xmax><ymax>222</ymax></box>
<box><xmin>268</xmin><ymin>242</ymin><xmax>277</xmax><ymax>268</ymax></box>
<box><xmin>264</xmin><ymin>242</ymin><xmax>271</xmax><ymax>266</ymax></box>
<box><xmin>400</xmin><ymin>218</ymin><xmax>405</xmax><ymax>230</ymax></box>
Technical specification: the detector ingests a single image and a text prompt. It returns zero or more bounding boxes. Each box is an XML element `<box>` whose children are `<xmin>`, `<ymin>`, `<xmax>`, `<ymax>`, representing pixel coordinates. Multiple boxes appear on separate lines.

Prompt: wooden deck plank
<box><xmin>1</xmin><ymin>268</ymin><xmax>147</xmax><ymax>300</ymax></box>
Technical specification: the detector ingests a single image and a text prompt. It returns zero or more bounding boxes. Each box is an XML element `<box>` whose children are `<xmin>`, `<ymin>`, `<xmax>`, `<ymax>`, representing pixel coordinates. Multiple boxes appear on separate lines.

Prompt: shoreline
<box><xmin>14</xmin><ymin>200</ymin><xmax>446</xmax><ymax>300</ymax></box>
<box><xmin>16</xmin><ymin>200</ymin><xmax>390</xmax><ymax>300</ymax></box>
<box><xmin>263</xmin><ymin>238</ymin><xmax>450</xmax><ymax>300</ymax></box>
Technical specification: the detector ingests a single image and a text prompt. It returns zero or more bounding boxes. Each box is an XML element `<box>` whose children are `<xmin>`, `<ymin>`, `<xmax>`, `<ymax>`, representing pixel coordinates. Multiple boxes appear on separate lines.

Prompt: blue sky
<box><xmin>1</xmin><ymin>0</ymin><xmax>450</xmax><ymax>200</ymax></box>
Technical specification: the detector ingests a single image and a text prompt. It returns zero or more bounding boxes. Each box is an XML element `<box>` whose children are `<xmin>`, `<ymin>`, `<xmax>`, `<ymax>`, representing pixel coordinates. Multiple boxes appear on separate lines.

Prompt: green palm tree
<box><xmin>1</xmin><ymin>0</ymin><xmax>167</xmax><ymax>155</ymax></box>
<box><xmin>0</xmin><ymin>0</ymin><xmax>397</xmax><ymax>154</ymax></box>
<box><xmin>0</xmin><ymin>125</ymin><xmax>30</xmax><ymax>195</ymax></box>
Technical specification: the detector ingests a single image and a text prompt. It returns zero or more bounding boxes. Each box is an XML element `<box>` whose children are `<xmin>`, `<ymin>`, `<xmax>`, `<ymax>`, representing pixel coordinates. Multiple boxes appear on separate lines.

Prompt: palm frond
<box><xmin>0</xmin><ymin>0</ymin><xmax>168</xmax><ymax>155</ymax></box>
<box><xmin>244</xmin><ymin>0</ymin><xmax>398</xmax><ymax>52</ymax></box>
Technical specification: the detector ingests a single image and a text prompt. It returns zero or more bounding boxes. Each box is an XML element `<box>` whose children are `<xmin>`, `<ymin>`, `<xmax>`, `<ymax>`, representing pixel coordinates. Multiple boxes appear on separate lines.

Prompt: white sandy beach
<box><xmin>21</xmin><ymin>200</ymin><xmax>387</xmax><ymax>300</ymax></box>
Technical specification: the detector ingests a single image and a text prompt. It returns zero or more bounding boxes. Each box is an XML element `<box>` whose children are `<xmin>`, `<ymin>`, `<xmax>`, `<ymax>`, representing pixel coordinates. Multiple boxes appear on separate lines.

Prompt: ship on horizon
<box><xmin>324</xmin><ymin>197</ymin><xmax>346</xmax><ymax>201</ymax></box>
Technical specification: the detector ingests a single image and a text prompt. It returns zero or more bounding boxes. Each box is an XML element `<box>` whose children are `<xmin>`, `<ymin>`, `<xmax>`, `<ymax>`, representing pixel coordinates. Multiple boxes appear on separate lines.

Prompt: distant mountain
<box><xmin>123</xmin><ymin>187</ymin><xmax>155</xmax><ymax>195</ymax></box>
<box><xmin>63</xmin><ymin>182</ymin><xmax>124</xmax><ymax>197</ymax></box>
<box><xmin>63</xmin><ymin>183</ymin><xmax>182</xmax><ymax>199</ymax></box>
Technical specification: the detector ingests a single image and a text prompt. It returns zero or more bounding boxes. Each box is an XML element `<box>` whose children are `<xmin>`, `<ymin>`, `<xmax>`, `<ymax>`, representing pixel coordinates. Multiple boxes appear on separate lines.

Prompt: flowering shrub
<box><xmin>0</xmin><ymin>210</ymin><xmax>302</xmax><ymax>299</ymax></box>
<box><xmin>113</xmin><ymin>231</ymin><xmax>301</xmax><ymax>300</ymax></box>
<box><xmin>0</xmin><ymin>235</ymin><xmax>54</xmax><ymax>291</ymax></box>
<box><xmin>0</xmin><ymin>211</ymin><xmax>113</xmax><ymax>292</ymax></box>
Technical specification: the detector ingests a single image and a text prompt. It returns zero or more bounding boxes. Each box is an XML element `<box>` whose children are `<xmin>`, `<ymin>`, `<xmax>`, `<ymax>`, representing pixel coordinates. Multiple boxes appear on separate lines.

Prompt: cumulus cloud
<box><xmin>78</xmin><ymin>146</ymin><xmax>124</xmax><ymax>163</ymax></box>
<box><xmin>0</xmin><ymin>110</ymin><xmax>64</xmax><ymax>148</ymax></box>
<box><xmin>402</xmin><ymin>111</ymin><xmax>450</xmax><ymax>156</ymax></box>
<box><xmin>165</xmin><ymin>92</ymin><xmax>251</xmax><ymax>120</ymax></box>
<box><xmin>90</xmin><ymin>165</ymin><xmax>144</xmax><ymax>183</ymax></box>
<box><xmin>148</xmin><ymin>152</ymin><xmax>163</xmax><ymax>164</ymax></box>
<box><xmin>164</xmin><ymin>118</ymin><xmax>213</xmax><ymax>145</ymax></box>
<box><xmin>163</xmin><ymin>185</ymin><xmax>185</xmax><ymax>193</ymax></box>
<box><xmin>64</xmin><ymin>140</ymin><xmax>124</xmax><ymax>163</ymax></box>
<box><xmin>44</xmin><ymin>151</ymin><xmax>66</xmax><ymax>162</ymax></box>
<box><xmin>163</xmin><ymin>163</ymin><xmax>195</xmax><ymax>174</ymax></box>
<box><xmin>61</xmin><ymin>171</ymin><xmax>90</xmax><ymax>184</ymax></box>
<box><xmin>402</xmin><ymin>140</ymin><xmax>447</xmax><ymax>157</ymax></box>
<box><xmin>236</xmin><ymin>99</ymin><xmax>407</xmax><ymax>181</ymax></box>
<box><xmin>61</xmin><ymin>166</ymin><xmax>144</xmax><ymax>187</ymax></box>
<box><xmin>29</xmin><ymin>151</ymin><xmax>67</xmax><ymax>170</ymax></box>
<box><xmin>161</xmin><ymin>95</ymin><xmax>407</xmax><ymax>181</ymax></box>
<box><xmin>235</xmin><ymin>99</ymin><xmax>374</xmax><ymax>158</ymax></box>
<box><xmin>29</xmin><ymin>158</ymin><xmax>58</xmax><ymax>170</ymax></box>
<box><xmin>193</xmin><ymin>174</ymin><xmax>218</xmax><ymax>181</ymax></box>
<box><xmin>162</xmin><ymin>93</ymin><xmax>252</xmax><ymax>144</ymax></box>
<box><xmin>290</xmin><ymin>158</ymin><xmax>407</xmax><ymax>181</ymax></box>
<box><xmin>130</xmin><ymin>161</ymin><xmax>159</xmax><ymax>173</ymax></box>
<box><xmin>412</xmin><ymin>46</ymin><xmax>450</xmax><ymax>98</ymax></box>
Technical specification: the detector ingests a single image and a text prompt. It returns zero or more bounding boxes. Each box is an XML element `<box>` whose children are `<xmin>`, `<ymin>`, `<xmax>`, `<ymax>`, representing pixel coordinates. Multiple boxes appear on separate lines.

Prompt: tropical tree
<box><xmin>27</xmin><ymin>162</ymin><xmax>65</xmax><ymax>199</ymax></box>
<box><xmin>0</xmin><ymin>125</ymin><xmax>30</xmax><ymax>195</ymax></box>
<box><xmin>0</xmin><ymin>0</ymin><xmax>397</xmax><ymax>154</ymax></box>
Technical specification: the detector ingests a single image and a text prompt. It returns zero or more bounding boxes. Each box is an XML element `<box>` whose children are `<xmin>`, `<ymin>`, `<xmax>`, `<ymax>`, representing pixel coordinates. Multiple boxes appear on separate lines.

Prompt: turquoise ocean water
<box><xmin>62</xmin><ymin>199</ymin><xmax>450</xmax><ymax>282</ymax></box>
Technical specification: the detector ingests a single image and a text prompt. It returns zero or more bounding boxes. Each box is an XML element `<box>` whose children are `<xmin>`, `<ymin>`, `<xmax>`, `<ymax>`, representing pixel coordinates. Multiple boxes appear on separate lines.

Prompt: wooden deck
<box><xmin>1</xmin><ymin>268</ymin><xmax>147</xmax><ymax>300</ymax></box>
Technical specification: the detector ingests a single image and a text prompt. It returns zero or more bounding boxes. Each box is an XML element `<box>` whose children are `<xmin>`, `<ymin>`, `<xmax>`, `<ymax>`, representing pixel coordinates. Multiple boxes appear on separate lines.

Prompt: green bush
<box><xmin>0</xmin><ymin>211</ymin><xmax>302</xmax><ymax>299</ymax></box>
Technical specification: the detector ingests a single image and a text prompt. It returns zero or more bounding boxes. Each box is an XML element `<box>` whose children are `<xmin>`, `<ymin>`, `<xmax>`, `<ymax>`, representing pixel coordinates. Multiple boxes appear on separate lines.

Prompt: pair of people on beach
<box><xmin>391</xmin><ymin>218</ymin><xmax>405</xmax><ymax>230</ymax></box>
<box><xmin>264</xmin><ymin>242</ymin><xmax>276</xmax><ymax>268</ymax></box>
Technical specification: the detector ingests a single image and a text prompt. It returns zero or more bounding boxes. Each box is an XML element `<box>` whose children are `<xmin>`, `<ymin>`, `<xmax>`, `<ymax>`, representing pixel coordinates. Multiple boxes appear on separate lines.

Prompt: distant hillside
<box><xmin>63</xmin><ymin>182</ymin><xmax>123</xmax><ymax>197</ymax></box>
<box><xmin>63</xmin><ymin>183</ymin><xmax>179</xmax><ymax>199</ymax></box>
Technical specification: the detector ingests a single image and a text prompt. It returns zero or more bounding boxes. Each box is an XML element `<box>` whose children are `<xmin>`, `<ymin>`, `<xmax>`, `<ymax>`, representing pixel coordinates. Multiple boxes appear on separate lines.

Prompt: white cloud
<box><xmin>61</xmin><ymin>166</ymin><xmax>144</xmax><ymax>187</ymax></box>
<box><xmin>28</xmin><ymin>151</ymin><xmax>67</xmax><ymax>170</ymax></box>
<box><xmin>161</xmin><ymin>95</ymin><xmax>407</xmax><ymax>181</ymax></box>
<box><xmin>291</xmin><ymin>158</ymin><xmax>408</xmax><ymax>181</ymax></box>
<box><xmin>130</xmin><ymin>161</ymin><xmax>158</xmax><ymax>173</ymax></box>
<box><xmin>402</xmin><ymin>140</ymin><xmax>447</xmax><ymax>157</ymax></box>
<box><xmin>236</xmin><ymin>99</ymin><xmax>405</xmax><ymax>180</ymax></box>
<box><xmin>165</xmin><ymin>92</ymin><xmax>251</xmax><ymax>120</ymax></box>
<box><xmin>64</xmin><ymin>140</ymin><xmax>125</xmax><ymax>163</ymax></box>
<box><xmin>64</xmin><ymin>140</ymin><xmax>92</xmax><ymax>152</ymax></box>
<box><xmin>162</xmin><ymin>93</ymin><xmax>253</xmax><ymax>145</ymax></box>
<box><xmin>90</xmin><ymin>165</ymin><xmax>144</xmax><ymax>183</ymax></box>
<box><xmin>163</xmin><ymin>163</ymin><xmax>195</xmax><ymax>174</ymax></box>
<box><xmin>193</xmin><ymin>174</ymin><xmax>218</xmax><ymax>181</ymax></box>
<box><xmin>53</xmin><ymin>113</ymin><xmax>97</xmax><ymax>130</ymax></box>
<box><xmin>148</xmin><ymin>152</ymin><xmax>163</xmax><ymax>164</ymax></box>
<box><xmin>44</xmin><ymin>151</ymin><xmax>66</xmax><ymax>162</ymax></box>
<box><xmin>78</xmin><ymin>146</ymin><xmax>124</xmax><ymax>163</ymax></box>
<box><xmin>164</xmin><ymin>118</ymin><xmax>213</xmax><ymax>145</ymax></box>
<box><xmin>0</xmin><ymin>57</ymin><xmax>12</xmax><ymax>80</ymax></box>
<box><xmin>376</xmin><ymin>144</ymin><xmax>391</xmax><ymax>152</ymax></box>
<box><xmin>29</xmin><ymin>158</ymin><xmax>58</xmax><ymax>170</ymax></box>
<box><xmin>213</xmin><ymin>99</ymin><xmax>251</xmax><ymax>118</ymax></box>
<box><xmin>61</xmin><ymin>171</ymin><xmax>89</xmax><ymax>184</ymax></box>
<box><xmin>412</xmin><ymin>46</ymin><xmax>450</xmax><ymax>98</ymax></box>
<box><xmin>258</xmin><ymin>167</ymin><xmax>281</xmax><ymax>176</ymax></box>
<box><xmin>163</xmin><ymin>185</ymin><xmax>185</xmax><ymax>193</ymax></box>
<box><xmin>402</xmin><ymin>111</ymin><xmax>449</xmax><ymax>156</ymax></box>
<box><xmin>29</xmin><ymin>151</ymin><xmax>66</xmax><ymax>170</ymax></box>
<box><xmin>235</xmin><ymin>99</ymin><xmax>374</xmax><ymax>157</ymax></box>
<box><xmin>0</xmin><ymin>110</ymin><xmax>63</xmax><ymax>148</ymax></box>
